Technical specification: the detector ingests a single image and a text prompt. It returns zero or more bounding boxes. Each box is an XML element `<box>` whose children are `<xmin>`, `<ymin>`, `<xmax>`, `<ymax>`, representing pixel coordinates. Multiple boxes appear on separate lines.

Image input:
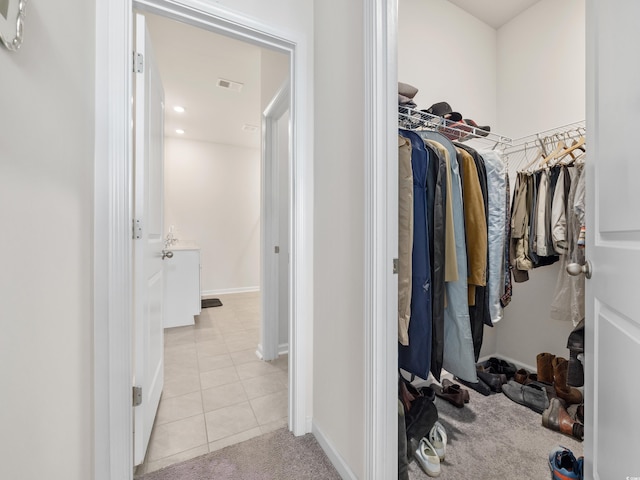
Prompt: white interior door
<box><xmin>585</xmin><ymin>1</ymin><xmax>640</xmax><ymax>478</ymax></box>
<box><xmin>133</xmin><ymin>12</ymin><xmax>165</xmax><ymax>466</ymax></box>
<box><xmin>261</xmin><ymin>84</ymin><xmax>290</xmax><ymax>361</ymax></box>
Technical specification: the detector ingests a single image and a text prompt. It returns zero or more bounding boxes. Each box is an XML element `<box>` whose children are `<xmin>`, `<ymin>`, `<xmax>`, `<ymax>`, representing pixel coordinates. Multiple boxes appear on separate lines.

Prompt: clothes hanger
<box><xmin>416</xmin><ymin>129</ymin><xmax>458</xmax><ymax>164</ymax></box>
<box><xmin>521</xmin><ymin>146</ymin><xmax>545</xmax><ymax>173</ymax></box>
<box><xmin>554</xmin><ymin>136</ymin><xmax>586</xmax><ymax>164</ymax></box>
<box><xmin>541</xmin><ymin>134</ymin><xmax>567</xmax><ymax>166</ymax></box>
<box><xmin>548</xmin><ymin>132</ymin><xmax>576</xmax><ymax>166</ymax></box>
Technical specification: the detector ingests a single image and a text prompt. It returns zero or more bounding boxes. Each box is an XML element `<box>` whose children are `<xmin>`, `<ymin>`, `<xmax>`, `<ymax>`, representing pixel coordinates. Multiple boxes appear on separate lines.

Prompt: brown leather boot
<box><xmin>552</xmin><ymin>357</ymin><xmax>583</xmax><ymax>405</ymax></box>
<box><xmin>536</xmin><ymin>352</ymin><xmax>555</xmax><ymax>384</ymax></box>
<box><xmin>542</xmin><ymin>398</ymin><xmax>584</xmax><ymax>441</ymax></box>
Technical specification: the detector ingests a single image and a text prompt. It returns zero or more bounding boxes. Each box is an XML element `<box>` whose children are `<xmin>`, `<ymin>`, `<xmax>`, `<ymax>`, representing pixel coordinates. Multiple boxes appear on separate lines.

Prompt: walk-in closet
<box><xmin>396</xmin><ymin>1</ymin><xmax>588</xmax><ymax>478</ymax></box>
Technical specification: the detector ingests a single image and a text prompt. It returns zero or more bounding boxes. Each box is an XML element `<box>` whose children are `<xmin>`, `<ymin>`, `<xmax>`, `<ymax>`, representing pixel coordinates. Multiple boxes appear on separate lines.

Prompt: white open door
<box><xmin>133</xmin><ymin>12</ymin><xmax>165</xmax><ymax>466</ymax></box>
<box><xmin>585</xmin><ymin>1</ymin><xmax>640</xmax><ymax>478</ymax></box>
<box><xmin>261</xmin><ymin>84</ymin><xmax>290</xmax><ymax>361</ymax></box>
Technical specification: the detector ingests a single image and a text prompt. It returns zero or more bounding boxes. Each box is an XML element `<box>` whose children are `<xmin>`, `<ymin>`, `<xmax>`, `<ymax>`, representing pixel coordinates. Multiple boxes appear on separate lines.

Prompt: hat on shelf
<box><xmin>439</xmin><ymin>118</ymin><xmax>491</xmax><ymax>141</ymax></box>
<box><xmin>424</xmin><ymin>101</ymin><xmax>462</xmax><ymax>122</ymax></box>
<box><xmin>398</xmin><ymin>81</ymin><xmax>419</xmax><ymax>99</ymax></box>
<box><xmin>463</xmin><ymin>118</ymin><xmax>491</xmax><ymax>136</ymax></box>
<box><xmin>398</xmin><ymin>94</ymin><xmax>417</xmax><ymax>106</ymax></box>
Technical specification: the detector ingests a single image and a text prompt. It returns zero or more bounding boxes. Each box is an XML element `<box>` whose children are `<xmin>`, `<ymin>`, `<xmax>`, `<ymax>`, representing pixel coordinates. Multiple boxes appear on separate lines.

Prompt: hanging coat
<box><xmin>397</xmin><ymin>135</ymin><xmax>414</xmax><ymax>346</ymax></box>
<box><xmin>478</xmin><ymin>148</ymin><xmax>507</xmax><ymax>324</ymax></box>
<box><xmin>441</xmin><ymin>148</ymin><xmax>478</xmax><ymax>383</ymax></box>
<box><xmin>398</xmin><ymin>130</ymin><xmax>432</xmax><ymax>380</ymax></box>
<box><xmin>422</xmin><ymin>138</ymin><xmax>448</xmax><ymax>381</ymax></box>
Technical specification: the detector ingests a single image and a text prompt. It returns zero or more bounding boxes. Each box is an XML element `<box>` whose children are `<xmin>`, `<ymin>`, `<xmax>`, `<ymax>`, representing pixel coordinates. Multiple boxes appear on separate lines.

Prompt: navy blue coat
<box><xmin>398</xmin><ymin>130</ymin><xmax>432</xmax><ymax>380</ymax></box>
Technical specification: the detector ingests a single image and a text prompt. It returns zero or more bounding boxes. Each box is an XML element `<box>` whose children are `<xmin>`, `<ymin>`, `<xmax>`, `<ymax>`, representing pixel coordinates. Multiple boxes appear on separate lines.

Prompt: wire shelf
<box><xmin>398</xmin><ymin>106</ymin><xmax>512</xmax><ymax>147</ymax></box>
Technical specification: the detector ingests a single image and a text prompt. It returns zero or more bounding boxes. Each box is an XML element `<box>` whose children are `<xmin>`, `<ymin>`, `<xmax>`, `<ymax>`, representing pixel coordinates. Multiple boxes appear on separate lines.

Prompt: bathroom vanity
<box><xmin>163</xmin><ymin>242</ymin><xmax>201</xmax><ymax>328</ymax></box>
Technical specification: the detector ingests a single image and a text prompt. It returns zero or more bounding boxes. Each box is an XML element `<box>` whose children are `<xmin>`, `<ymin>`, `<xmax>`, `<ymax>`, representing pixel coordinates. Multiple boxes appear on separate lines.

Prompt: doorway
<box><xmin>132</xmin><ymin>10</ymin><xmax>291</xmax><ymax>473</ymax></box>
<box><xmin>94</xmin><ymin>1</ymin><xmax>313</xmax><ymax>478</ymax></box>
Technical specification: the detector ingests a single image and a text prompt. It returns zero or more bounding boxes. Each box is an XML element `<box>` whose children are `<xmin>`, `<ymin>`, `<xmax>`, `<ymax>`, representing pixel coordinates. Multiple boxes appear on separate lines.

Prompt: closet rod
<box><xmin>504</xmin><ymin>120</ymin><xmax>585</xmax><ymax>155</ymax></box>
<box><xmin>398</xmin><ymin>106</ymin><xmax>512</xmax><ymax>146</ymax></box>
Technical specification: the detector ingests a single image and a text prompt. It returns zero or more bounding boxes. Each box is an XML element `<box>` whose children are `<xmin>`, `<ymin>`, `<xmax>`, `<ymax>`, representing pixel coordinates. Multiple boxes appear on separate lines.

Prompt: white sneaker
<box><xmin>415</xmin><ymin>437</ymin><xmax>441</xmax><ymax>477</ymax></box>
<box><xmin>428</xmin><ymin>421</ymin><xmax>447</xmax><ymax>461</ymax></box>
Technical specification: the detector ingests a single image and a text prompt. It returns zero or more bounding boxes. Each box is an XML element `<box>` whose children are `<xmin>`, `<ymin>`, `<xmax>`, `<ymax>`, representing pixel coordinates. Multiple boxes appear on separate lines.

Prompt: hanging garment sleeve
<box><xmin>422</xmin><ymin>139</ymin><xmax>448</xmax><ymax>381</ymax></box>
<box><xmin>551</xmin><ymin>166</ymin><xmax>571</xmax><ymax>255</ymax></box>
<box><xmin>456</xmin><ymin>148</ymin><xmax>488</xmax><ymax>300</ymax></box>
<box><xmin>418</xmin><ymin>131</ymin><xmax>458</xmax><ymax>282</ymax></box>
<box><xmin>441</xmin><ymin>148</ymin><xmax>478</xmax><ymax>383</ymax></box>
<box><xmin>478</xmin><ymin>149</ymin><xmax>507</xmax><ymax>324</ymax></box>
<box><xmin>510</xmin><ymin>172</ymin><xmax>532</xmax><ymax>281</ymax></box>
<box><xmin>397</xmin><ymin>134</ymin><xmax>413</xmax><ymax>346</ymax></box>
<box><xmin>500</xmin><ymin>173</ymin><xmax>513</xmax><ymax>307</ymax></box>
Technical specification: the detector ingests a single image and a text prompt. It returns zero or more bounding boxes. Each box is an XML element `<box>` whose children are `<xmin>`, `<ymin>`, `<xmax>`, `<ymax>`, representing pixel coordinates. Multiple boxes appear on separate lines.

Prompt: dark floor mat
<box><xmin>201</xmin><ymin>298</ymin><xmax>223</xmax><ymax>308</ymax></box>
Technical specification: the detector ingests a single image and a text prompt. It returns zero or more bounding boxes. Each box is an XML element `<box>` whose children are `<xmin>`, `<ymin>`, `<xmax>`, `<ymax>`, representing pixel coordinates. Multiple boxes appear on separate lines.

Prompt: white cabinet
<box><xmin>163</xmin><ymin>246</ymin><xmax>201</xmax><ymax>328</ymax></box>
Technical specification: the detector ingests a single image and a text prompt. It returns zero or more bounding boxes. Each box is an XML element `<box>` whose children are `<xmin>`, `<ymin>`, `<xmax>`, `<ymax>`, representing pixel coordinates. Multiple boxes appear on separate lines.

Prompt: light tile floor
<box><xmin>135</xmin><ymin>292</ymin><xmax>289</xmax><ymax>475</ymax></box>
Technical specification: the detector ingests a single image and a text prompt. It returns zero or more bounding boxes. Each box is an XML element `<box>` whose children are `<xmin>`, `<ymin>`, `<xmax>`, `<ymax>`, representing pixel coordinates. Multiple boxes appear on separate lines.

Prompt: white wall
<box><xmin>398</xmin><ymin>0</ymin><xmax>500</xmax><ymax>357</ymax></box>
<box><xmin>497</xmin><ymin>0</ymin><xmax>586</xmax><ymax>137</ymax></box>
<box><xmin>399</xmin><ymin>0</ymin><xmax>498</xmax><ymax>132</ymax></box>
<box><xmin>164</xmin><ymin>137</ymin><xmax>260</xmax><ymax>294</ymax></box>
<box><xmin>0</xmin><ymin>1</ymin><xmax>94</xmax><ymax>479</ymax></box>
<box><xmin>260</xmin><ymin>48</ymin><xmax>289</xmax><ymax>112</ymax></box>
<box><xmin>495</xmin><ymin>0</ymin><xmax>586</xmax><ymax>368</ymax></box>
<box><xmin>313</xmin><ymin>1</ymin><xmax>365</xmax><ymax>477</ymax></box>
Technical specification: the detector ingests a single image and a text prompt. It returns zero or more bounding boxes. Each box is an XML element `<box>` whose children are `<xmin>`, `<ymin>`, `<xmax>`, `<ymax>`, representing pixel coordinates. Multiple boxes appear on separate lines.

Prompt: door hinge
<box><xmin>393</xmin><ymin>258</ymin><xmax>399</xmax><ymax>274</ymax></box>
<box><xmin>132</xmin><ymin>386</ymin><xmax>142</xmax><ymax>407</ymax></box>
<box><xmin>133</xmin><ymin>52</ymin><xmax>144</xmax><ymax>73</ymax></box>
<box><xmin>133</xmin><ymin>219</ymin><xmax>143</xmax><ymax>239</ymax></box>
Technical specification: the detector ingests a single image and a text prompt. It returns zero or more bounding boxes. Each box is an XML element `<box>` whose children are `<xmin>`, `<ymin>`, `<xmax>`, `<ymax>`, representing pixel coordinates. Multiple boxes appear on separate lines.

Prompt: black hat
<box><xmin>424</xmin><ymin>102</ymin><xmax>462</xmax><ymax>122</ymax></box>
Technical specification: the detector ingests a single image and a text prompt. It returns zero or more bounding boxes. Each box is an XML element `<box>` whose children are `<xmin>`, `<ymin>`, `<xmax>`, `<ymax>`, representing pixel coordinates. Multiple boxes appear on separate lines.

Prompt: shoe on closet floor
<box><xmin>481</xmin><ymin>357</ymin><xmax>517</xmax><ymax>379</ymax></box>
<box><xmin>537</xmin><ymin>352</ymin><xmax>556</xmax><ymax>384</ymax></box>
<box><xmin>414</xmin><ymin>437</ymin><xmax>441</xmax><ymax>477</ymax></box>
<box><xmin>454</xmin><ymin>375</ymin><xmax>492</xmax><ymax>396</ymax></box>
<box><xmin>552</xmin><ymin>357</ymin><xmax>583</xmax><ymax>405</ymax></box>
<box><xmin>428</xmin><ymin>421</ymin><xmax>447</xmax><ymax>461</ymax></box>
<box><xmin>476</xmin><ymin>365</ymin><xmax>508</xmax><ymax>392</ymax></box>
<box><xmin>548</xmin><ymin>445</ymin><xmax>584</xmax><ymax>480</ymax></box>
<box><xmin>542</xmin><ymin>398</ymin><xmax>584</xmax><ymax>441</ymax></box>
<box><xmin>502</xmin><ymin>380</ymin><xmax>550</xmax><ymax>414</ymax></box>
<box><xmin>442</xmin><ymin>378</ymin><xmax>469</xmax><ymax>403</ymax></box>
<box><xmin>433</xmin><ymin>380</ymin><xmax>466</xmax><ymax>408</ymax></box>
<box><xmin>513</xmin><ymin>368</ymin><xmax>538</xmax><ymax>385</ymax></box>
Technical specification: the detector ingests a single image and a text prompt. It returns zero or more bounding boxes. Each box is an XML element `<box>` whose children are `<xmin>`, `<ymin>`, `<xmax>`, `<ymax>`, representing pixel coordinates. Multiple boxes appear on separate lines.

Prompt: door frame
<box><xmin>94</xmin><ymin>1</ymin><xmax>313</xmax><ymax>478</ymax></box>
<box><xmin>364</xmin><ymin>1</ymin><xmax>399</xmax><ymax>479</ymax></box>
<box><xmin>260</xmin><ymin>81</ymin><xmax>290</xmax><ymax>362</ymax></box>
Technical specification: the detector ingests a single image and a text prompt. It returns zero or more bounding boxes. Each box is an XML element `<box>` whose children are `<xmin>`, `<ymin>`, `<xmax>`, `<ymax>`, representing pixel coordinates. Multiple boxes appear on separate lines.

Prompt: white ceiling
<box><xmin>145</xmin><ymin>12</ymin><xmax>282</xmax><ymax>149</ymax></box>
<box><xmin>446</xmin><ymin>0</ymin><xmax>542</xmax><ymax>29</ymax></box>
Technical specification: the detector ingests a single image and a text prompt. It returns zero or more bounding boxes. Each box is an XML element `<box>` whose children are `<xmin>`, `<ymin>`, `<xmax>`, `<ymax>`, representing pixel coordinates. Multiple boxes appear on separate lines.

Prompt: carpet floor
<box><xmin>135</xmin><ymin>379</ymin><xmax>583</xmax><ymax>480</ymax></box>
<box><xmin>134</xmin><ymin>427</ymin><xmax>341</xmax><ymax>480</ymax></box>
<box><xmin>407</xmin><ymin>376</ymin><xmax>584</xmax><ymax>480</ymax></box>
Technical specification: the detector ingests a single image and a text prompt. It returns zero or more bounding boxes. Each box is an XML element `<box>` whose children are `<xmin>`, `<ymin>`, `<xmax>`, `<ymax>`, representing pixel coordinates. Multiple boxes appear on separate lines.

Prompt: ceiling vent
<box><xmin>217</xmin><ymin>78</ymin><xmax>244</xmax><ymax>92</ymax></box>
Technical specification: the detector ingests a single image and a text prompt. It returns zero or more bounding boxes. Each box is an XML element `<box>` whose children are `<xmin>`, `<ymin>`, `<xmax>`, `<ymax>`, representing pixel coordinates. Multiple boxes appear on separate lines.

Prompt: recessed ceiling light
<box><xmin>176</xmin><ymin>129</ymin><xmax>185</xmax><ymax>134</ymax></box>
<box><xmin>217</xmin><ymin>78</ymin><xmax>244</xmax><ymax>92</ymax></box>
<box><xmin>173</xmin><ymin>106</ymin><xmax>185</xmax><ymax>113</ymax></box>
<box><xmin>242</xmin><ymin>124</ymin><xmax>259</xmax><ymax>133</ymax></box>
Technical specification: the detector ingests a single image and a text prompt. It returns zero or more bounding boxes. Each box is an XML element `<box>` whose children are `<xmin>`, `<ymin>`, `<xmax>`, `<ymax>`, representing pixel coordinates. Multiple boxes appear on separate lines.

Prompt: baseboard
<box><xmin>278</xmin><ymin>343</ymin><xmax>289</xmax><ymax>356</ymax></box>
<box><xmin>255</xmin><ymin>344</ymin><xmax>288</xmax><ymax>362</ymax></box>
<box><xmin>201</xmin><ymin>286</ymin><xmax>260</xmax><ymax>296</ymax></box>
<box><xmin>312</xmin><ymin>422</ymin><xmax>357</xmax><ymax>480</ymax></box>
